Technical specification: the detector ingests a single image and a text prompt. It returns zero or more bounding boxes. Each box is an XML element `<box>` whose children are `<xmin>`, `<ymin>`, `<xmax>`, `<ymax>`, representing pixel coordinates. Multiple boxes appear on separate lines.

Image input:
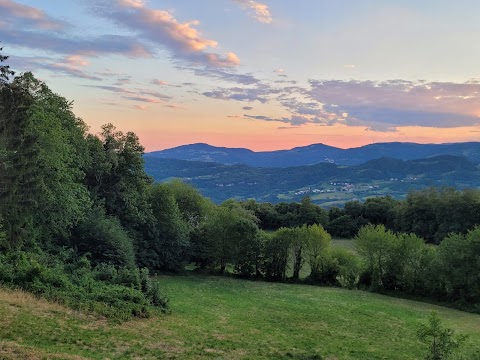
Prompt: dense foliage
<box><xmin>242</xmin><ymin>189</ymin><xmax>480</xmax><ymax>244</ymax></box>
<box><xmin>0</xmin><ymin>50</ymin><xmax>169</xmax><ymax>319</ymax></box>
<box><xmin>144</xmin><ymin>154</ymin><xmax>480</xmax><ymax>205</ymax></box>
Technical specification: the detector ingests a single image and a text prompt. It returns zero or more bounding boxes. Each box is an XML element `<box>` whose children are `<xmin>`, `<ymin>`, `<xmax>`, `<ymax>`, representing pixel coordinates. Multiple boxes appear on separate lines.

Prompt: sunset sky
<box><xmin>2</xmin><ymin>0</ymin><xmax>480</xmax><ymax>151</ymax></box>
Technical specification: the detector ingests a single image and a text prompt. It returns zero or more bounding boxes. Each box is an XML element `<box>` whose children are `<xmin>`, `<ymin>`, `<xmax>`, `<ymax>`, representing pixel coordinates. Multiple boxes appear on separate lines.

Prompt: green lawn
<box><xmin>332</xmin><ymin>237</ymin><xmax>356</xmax><ymax>253</ymax></box>
<box><xmin>0</xmin><ymin>276</ymin><xmax>479</xmax><ymax>359</ymax></box>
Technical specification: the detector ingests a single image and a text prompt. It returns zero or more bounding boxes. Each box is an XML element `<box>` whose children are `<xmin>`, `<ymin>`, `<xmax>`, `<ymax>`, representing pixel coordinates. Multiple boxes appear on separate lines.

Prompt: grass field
<box><xmin>332</xmin><ymin>237</ymin><xmax>356</xmax><ymax>252</ymax></box>
<box><xmin>0</xmin><ymin>275</ymin><xmax>479</xmax><ymax>359</ymax></box>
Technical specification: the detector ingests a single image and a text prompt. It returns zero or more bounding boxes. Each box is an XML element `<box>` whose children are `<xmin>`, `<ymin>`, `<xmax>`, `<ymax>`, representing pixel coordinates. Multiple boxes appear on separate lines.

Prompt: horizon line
<box><xmin>146</xmin><ymin>140</ymin><xmax>480</xmax><ymax>153</ymax></box>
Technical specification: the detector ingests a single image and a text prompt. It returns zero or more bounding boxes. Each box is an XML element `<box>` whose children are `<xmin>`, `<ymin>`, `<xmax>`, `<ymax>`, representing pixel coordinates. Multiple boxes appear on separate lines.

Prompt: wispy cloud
<box><xmin>85</xmin><ymin>84</ymin><xmax>172</xmax><ymax>104</ymax></box>
<box><xmin>201</xmin><ymin>78</ymin><xmax>480</xmax><ymax>131</ymax></box>
<box><xmin>11</xmin><ymin>55</ymin><xmax>102</xmax><ymax>80</ymax></box>
<box><xmin>92</xmin><ymin>0</ymin><xmax>240</xmax><ymax>68</ymax></box>
<box><xmin>152</xmin><ymin>79</ymin><xmax>169</xmax><ymax>86</ymax></box>
<box><xmin>203</xmin><ymin>84</ymin><xmax>278</xmax><ymax>103</ymax></box>
<box><xmin>189</xmin><ymin>67</ymin><xmax>259</xmax><ymax>85</ymax></box>
<box><xmin>307</xmin><ymin>79</ymin><xmax>480</xmax><ymax>130</ymax></box>
<box><xmin>164</xmin><ymin>104</ymin><xmax>185</xmax><ymax>110</ymax></box>
<box><xmin>233</xmin><ymin>0</ymin><xmax>273</xmax><ymax>24</ymax></box>
<box><xmin>0</xmin><ymin>1</ymin><xmax>153</xmax><ymax>60</ymax></box>
<box><xmin>0</xmin><ymin>0</ymin><xmax>65</xmax><ymax>30</ymax></box>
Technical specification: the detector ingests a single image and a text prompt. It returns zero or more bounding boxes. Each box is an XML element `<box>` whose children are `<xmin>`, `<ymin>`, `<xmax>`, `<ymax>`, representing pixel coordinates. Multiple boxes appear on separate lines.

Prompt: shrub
<box><xmin>417</xmin><ymin>311</ymin><xmax>466</xmax><ymax>360</ymax></box>
<box><xmin>0</xmin><ymin>250</ymin><xmax>168</xmax><ymax>321</ymax></box>
<box><xmin>71</xmin><ymin>207</ymin><xmax>136</xmax><ymax>268</ymax></box>
<box><xmin>331</xmin><ymin>247</ymin><xmax>360</xmax><ymax>289</ymax></box>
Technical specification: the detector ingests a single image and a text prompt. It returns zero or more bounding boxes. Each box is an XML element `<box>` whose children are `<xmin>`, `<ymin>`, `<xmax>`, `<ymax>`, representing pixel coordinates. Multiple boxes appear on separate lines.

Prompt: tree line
<box><xmin>240</xmin><ymin>189</ymin><xmax>480</xmax><ymax>244</ymax></box>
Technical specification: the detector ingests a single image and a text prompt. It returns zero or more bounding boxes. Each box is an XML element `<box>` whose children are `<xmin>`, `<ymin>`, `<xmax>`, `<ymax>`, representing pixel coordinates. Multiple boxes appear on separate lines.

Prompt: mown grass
<box><xmin>1</xmin><ymin>276</ymin><xmax>479</xmax><ymax>359</ymax></box>
<box><xmin>332</xmin><ymin>237</ymin><xmax>356</xmax><ymax>252</ymax></box>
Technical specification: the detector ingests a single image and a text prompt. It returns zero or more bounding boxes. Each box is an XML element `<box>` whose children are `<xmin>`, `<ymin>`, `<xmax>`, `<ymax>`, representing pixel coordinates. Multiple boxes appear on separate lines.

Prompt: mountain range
<box><xmin>144</xmin><ymin>152</ymin><xmax>480</xmax><ymax>206</ymax></box>
<box><xmin>145</xmin><ymin>142</ymin><xmax>480</xmax><ymax>167</ymax></box>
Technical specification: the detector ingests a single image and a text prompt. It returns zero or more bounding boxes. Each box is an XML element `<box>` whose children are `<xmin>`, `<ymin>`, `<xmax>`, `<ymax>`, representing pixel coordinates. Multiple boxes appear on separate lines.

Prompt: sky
<box><xmin>1</xmin><ymin>0</ymin><xmax>480</xmax><ymax>151</ymax></box>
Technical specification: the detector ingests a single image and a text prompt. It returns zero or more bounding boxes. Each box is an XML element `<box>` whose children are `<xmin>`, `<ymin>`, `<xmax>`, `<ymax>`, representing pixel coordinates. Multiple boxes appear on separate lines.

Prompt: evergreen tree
<box><xmin>0</xmin><ymin>44</ymin><xmax>14</xmax><ymax>83</ymax></box>
<box><xmin>0</xmin><ymin>73</ymin><xmax>40</xmax><ymax>247</ymax></box>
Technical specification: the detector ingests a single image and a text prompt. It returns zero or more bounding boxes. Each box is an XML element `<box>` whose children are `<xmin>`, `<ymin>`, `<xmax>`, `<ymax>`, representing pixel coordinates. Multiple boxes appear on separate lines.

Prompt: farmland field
<box><xmin>1</xmin><ymin>275</ymin><xmax>479</xmax><ymax>359</ymax></box>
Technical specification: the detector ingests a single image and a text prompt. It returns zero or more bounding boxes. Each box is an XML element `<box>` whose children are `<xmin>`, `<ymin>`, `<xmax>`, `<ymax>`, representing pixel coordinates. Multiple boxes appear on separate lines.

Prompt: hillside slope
<box><xmin>1</xmin><ymin>276</ymin><xmax>480</xmax><ymax>359</ymax></box>
<box><xmin>145</xmin><ymin>155</ymin><xmax>480</xmax><ymax>204</ymax></box>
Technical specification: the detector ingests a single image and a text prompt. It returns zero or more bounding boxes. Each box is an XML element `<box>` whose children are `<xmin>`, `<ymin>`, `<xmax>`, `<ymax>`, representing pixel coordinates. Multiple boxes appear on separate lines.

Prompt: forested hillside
<box><xmin>145</xmin><ymin>155</ymin><xmax>480</xmax><ymax>205</ymax></box>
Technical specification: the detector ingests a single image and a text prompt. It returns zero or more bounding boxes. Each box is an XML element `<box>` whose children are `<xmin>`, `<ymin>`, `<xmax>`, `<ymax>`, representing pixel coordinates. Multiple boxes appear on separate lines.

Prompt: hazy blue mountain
<box><xmin>145</xmin><ymin>142</ymin><xmax>480</xmax><ymax>167</ymax></box>
<box><xmin>144</xmin><ymin>155</ymin><xmax>480</xmax><ymax>206</ymax></box>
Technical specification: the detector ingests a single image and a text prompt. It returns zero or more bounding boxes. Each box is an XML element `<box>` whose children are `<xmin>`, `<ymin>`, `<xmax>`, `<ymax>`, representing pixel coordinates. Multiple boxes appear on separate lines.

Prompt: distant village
<box><xmin>293</xmin><ymin>182</ymin><xmax>379</xmax><ymax>196</ymax></box>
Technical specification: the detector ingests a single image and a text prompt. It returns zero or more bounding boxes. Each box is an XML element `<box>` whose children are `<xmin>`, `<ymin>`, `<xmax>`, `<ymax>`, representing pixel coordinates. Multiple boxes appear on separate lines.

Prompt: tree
<box><xmin>417</xmin><ymin>312</ymin><xmax>466</xmax><ymax>360</ymax></box>
<box><xmin>0</xmin><ymin>73</ymin><xmax>90</xmax><ymax>247</ymax></box>
<box><xmin>0</xmin><ymin>216</ymin><xmax>6</xmax><ymax>249</ymax></box>
<box><xmin>436</xmin><ymin>227</ymin><xmax>480</xmax><ymax>303</ymax></box>
<box><xmin>298</xmin><ymin>196</ymin><xmax>328</xmax><ymax>226</ymax></box>
<box><xmin>289</xmin><ymin>227</ymin><xmax>305</xmax><ymax>281</ymax></box>
<box><xmin>25</xmin><ymin>74</ymin><xmax>91</xmax><ymax>243</ymax></box>
<box><xmin>396</xmin><ymin>189</ymin><xmax>439</xmax><ymax>243</ymax></box>
<box><xmin>143</xmin><ymin>183</ymin><xmax>189</xmax><ymax>271</ymax></box>
<box><xmin>241</xmin><ymin>200</ymin><xmax>279</xmax><ymax>230</ymax></box>
<box><xmin>344</xmin><ymin>200</ymin><xmax>363</xmax><ymax>219</ymax></box>
<box><xmin>231</xmin><ymin>215</ymin><xmax>260</xmax><ymax>277</ymax></box>
<box><xmin>0</xmin><ymin>73</ymin><xmax>39</xmax><ymax>247</ymax></box>
<box><xmin>331</xmin><ymin>247</ymin><xmax>360</xmax><ymax>289</ymax></box>
<box><xmin>383</xmin><ymin>232</ymin><xmax>427</xmax><ymax>292</ymax></box>
<box><xmin>0</xmin><ymin>44</ymin><xmax>14</xmax><ymax>83</ymax></box>
<box><xmin>263</xmin><ymin>228</ymin><xmax>291</xmax><ymax>281</ymax></box>
<box><xmin>85</xmin><ymin>124</ymin><xmax>155</xmax><ymax>256</ymax></box>
<box><xmin>327</xmin><ymin>214</ymin><xmax>358</xmax><ymax>238</ymax></box>
<box><xmin>303</xmin><ymin>224</ymin><xmax>333</xmax><ymax>283</ymax></box>
<box><xmin>363</xmin><ymin>196</ymin><xmax>396</xmax><ymax>228</ymax></box>
<box><xmin>355</xmin><ymin>224</ymin><xmax>397</xmax><ymax>290</ymax></box>
<box><xmin>166</xmin><ymin>179</ymin><xmax>213</xmax><ymax>229</ymax></box>
<box><xmin>71</xmin><ymin>207</ymin><xmax>136</xmax><ymax>268</ymax></box>
<box><xmin>193</xmin><ymin>202</ymin><xmax>259</xmax><ymax>274</ymax></box>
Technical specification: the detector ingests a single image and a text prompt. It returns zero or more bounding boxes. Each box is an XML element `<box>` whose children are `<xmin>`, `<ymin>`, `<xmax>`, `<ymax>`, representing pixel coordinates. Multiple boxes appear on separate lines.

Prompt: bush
<box><xmin>71</xmin><ymin>207</ymin><xmax>136</xmax><ymax>268</ymax></box>
<box><xmin>0</xmin><ymin>250</ymin><xmax>168</xmax><ymax>321</ymax></box>
<box><xmin>331</xmin><ymin>247</ymin><xmax>360</xmax><ymax>289</ymax></box>
<box><xmin>418</xmin><ymin>312</ymin><xmax>467</xmax><ymax>360</ymax></box>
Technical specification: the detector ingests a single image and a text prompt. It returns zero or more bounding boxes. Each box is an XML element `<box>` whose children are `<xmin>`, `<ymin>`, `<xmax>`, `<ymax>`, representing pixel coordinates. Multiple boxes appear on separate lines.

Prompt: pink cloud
<box><xmin>0</xmin><ymin>0</ymin><xmax>64</xmax><ymax>30</ymax></box>
<box><xmin>308</xmin><ymin>80</ymin><xmax>480</xmax><ymax>117</ymax></box>
<box><xmin>65</xmin><ymin>55</ymin><xmax>89</xmax><ymax>67</ymax></box>
<box><xmin>152</xmin><ymin>79</ymin><xmax>168</xmax><ymax>86</ymax></box>
<box><xmin>11</xmin><ymin>55</ymin><xmax>101</xmax><ymax>80</ymax></box>
<box><xmin>97</xmin><ymin>0</ymin><xmax>240</xmax><ymax>67</ymax></box>
<box><xmin>233</xmin><ymin>0</ymin><xmax>273</xmax><ymax>24</ymax></box>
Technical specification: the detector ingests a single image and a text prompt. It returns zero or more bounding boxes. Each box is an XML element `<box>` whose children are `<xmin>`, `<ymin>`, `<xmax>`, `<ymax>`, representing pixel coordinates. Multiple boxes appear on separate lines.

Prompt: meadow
<box><xmin>1</xmin><ymin>275</ymin><xmax>479</xmax><ymax>359</ymax></box>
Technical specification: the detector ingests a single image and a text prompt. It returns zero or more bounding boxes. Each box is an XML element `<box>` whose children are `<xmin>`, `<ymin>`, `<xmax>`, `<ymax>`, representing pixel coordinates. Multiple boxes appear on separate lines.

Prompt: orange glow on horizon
<box><xmin>136</xmin><ymin>124</ymin><xmax>480</xmax><ymax>152</ymax></box>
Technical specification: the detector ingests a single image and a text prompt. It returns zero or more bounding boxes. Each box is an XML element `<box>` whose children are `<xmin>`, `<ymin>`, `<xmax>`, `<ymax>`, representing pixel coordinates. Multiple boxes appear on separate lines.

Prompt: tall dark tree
<box><xmin>0</xmin><ymin>73</ymin><xmax>41</xmax><ymax>247</ymax></box>
<box><xmin>0</xmin><ymin>73</ymin><xmax>91</xmax><ymax>247</ymax></box>
<box><xmin>0</xmin><ymin>44</ymin><xmax>14</xmax><ymax>83</ymax></box>
<box><xmin>144</xmin><ymin>183</ymin><xmax>189</xmax><ymax>271</ymax></box>
<box><xmin>86</xmin><ymin>123</ymin><xmax>155</xmax><ymax>234</ymax></box>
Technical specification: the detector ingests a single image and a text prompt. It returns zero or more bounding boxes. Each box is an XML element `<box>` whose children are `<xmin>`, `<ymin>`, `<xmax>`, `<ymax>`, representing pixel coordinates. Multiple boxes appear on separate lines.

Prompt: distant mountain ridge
<box><xmin>144</xmin><ymin>154</ymin><xmax>480</xmax><ymax>205</ymax></box>
<box><xmin>145</xmin><ymin>141</ymin><xmax>480</xmax><ymax>167</ymax></box>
